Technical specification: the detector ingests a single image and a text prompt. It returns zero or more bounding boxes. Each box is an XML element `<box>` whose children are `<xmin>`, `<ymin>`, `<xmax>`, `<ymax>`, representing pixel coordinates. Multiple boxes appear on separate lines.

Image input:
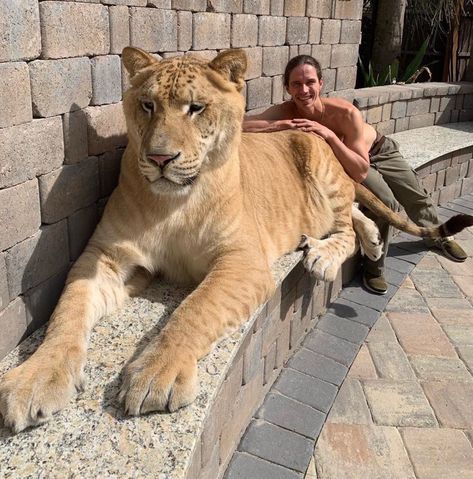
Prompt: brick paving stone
<box><xmin>388</xmin><ymin>312</ymin><xmax>457</xmax><ymax>357</ymax></box>
<box><xmin>414</xmin><ymin>253</ymin><xmax>443</xmax><ymax>270</ymax></box>
<box><xmin>443</xmin><ymin>324</ymin><xmax>473</xmax><ymax>345</ymax></box>
<box><xmin>443</xmin><ymin>202</ymin><xmax>473</xmax><ymax>215</ymax></box>
<box><xmin>317</xmin><ymin>313</ymin><xmax>369</xmax><ymax>344</ymax></box>
<box><xmin>456</xmin><ymin>228</ymin><xmax>473</xmax><ymax>241</ymax></box>
<box><xmin>327</xmin><ymin>379</ymin><xmax>372</xmax><ymax>425</ymax></box>
<box><xmin>274</xmin><ymin>368</ymin><xmax>338</xmax><ymax>413</ymax></box>
<box><xmin>453</xmin><ymin>275</ymin><xmax>473</xmax><ymax>297</ymax></box>
<box><xmin>287</xmin><ymin>348</ymin><xmax>348</xmax><ymax>386</ymax></box>
<box><xmin>363</xmin><ymin>380</ymin><xmax>438</xmax><ymax>427</ymax></box>
<box><xmin>225</xmin><ymin>452</ymin><xmax>302</xmax><ymax>479</ymax></box>
<box><xmin>303</xmin><ymin>330</ymin><xmax>359</xmax><ymax>367</ymax></box>
<box><xmin>387</xmin><ymin>245</ymin><xmax>425</xmax><ymax>264</ymax></box>
<box><xmin>239</xmin><ymin>420</ymin><xmax>313</xmax><ymax>473</ymax></box>
<box><xmin>426</xmin><ymin>296</ymin><xmax>472</xmax><ymax>310</ymax></box>
<box><xmin>453</xmin><ymin>198</ymin><xmax>473</xmax><ymax>211</ymax></box>
<box><xmin>366</xmin><ymin>314</ymin><xmax>398</xmax><ymax>343</ymax></box>
<box><xmin>339</xmin><ymin>279</ymin><xmax>396</xmax><ymax>312</ymax></box>
<box><xmin>437</xmin><ymin>206</ymin><xmax>458</xmax><ymax>218</ymax></box>
<box><xmin>256</xmin><ymin>392</ymin><xmax>325</xmax><ymax>439</ymax></box>
<box><xmin>384</xmin><ymin>255</ymin><xmax>416</xmax><ymax>274</ymax></box>
<box><xmin>410</xmin><ymin>355</ymin><xmax>472</xmax><ymax>381</ymax></box>
<box><xmin>327</xmin><ymin>298</ymin><xmax>380</xmax><ymax>327</ymax></box>
<box><xmin>347</xmin><ymin>345</ymin><xmax>378</xmax><ymax>380</ymax></box>
<box><xmin>401</xmin><ymin>428</ymin><xmax>473</xmax><ymax>479</ymax></box>
<box><xmin>314</xmin><ymin>424</ymin><xmax>416</xmax><ymax>479</ymax></box>
<box><xmin>384</xmin><ymin>267</ymin><xmax>407</xmax><ymax>287</ymax></box>
<box><xmin>367</xmin><ymin>342</ymin><xmax>416</xmax><ymax>380</ymax></box>
<box><xmin>456</xmin><ymin>238</ymin><xmax>473</xmax><ymax>256</ymax></box>
<box><xmin>385</xmin><ymin>288</ymin><xmax>430</xmax><ymax>313</ymax></box>
<box><xmin>437</xmin><ymin>256</ymin><xmax>473</xmax><ymax>276</ymax></box>
<box><xmin>390</xmin><ymin>235</ymin><xmax>426</xmax><ymax>253</ymax></box>
<box><xmin>305</xmin><ymin>457</ymin><xmax>317</xmax><ymax>478</ymax></box>
<box><xmin>422</xmin><ymin>382</ymin><xmax>473</xmax><ymax>428</ymax></box>
<box><xmin>457</xmin><ymin>345</ymin><xmax>473</xmax><ymax>371</ymax></box>
<box><xmin>400</xmin><ymin>276</ymin><xmax>415</xmax><ymax>288</ymax></box>
<box><xmin>466</xmin><ymin>430</ymin><xmax>473</xmax><ymax>448</ymax></box>
<box><xmin>410</xmin><ymin>269</ymin><xmax>464</xmax><ymax>298</ymax></box>
<box><xmin>430</xmin><ymin>308</ymin><xmax>473</xmax><ymax>325</ymax></box>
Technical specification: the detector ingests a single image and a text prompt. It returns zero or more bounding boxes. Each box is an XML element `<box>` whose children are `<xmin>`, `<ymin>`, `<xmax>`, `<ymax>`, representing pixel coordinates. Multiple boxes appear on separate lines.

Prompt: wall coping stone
<box><xmin>388</xmin><ymin>122</ymin><xmax>473</xmax><ymax>170</ymax></box>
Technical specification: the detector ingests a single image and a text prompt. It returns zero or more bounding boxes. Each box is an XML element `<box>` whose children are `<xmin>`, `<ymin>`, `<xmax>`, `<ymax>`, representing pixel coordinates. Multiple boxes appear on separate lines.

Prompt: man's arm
<box><xmin>292</xmin><ymin>107</ymin><xmax>370</xmax><ymax>183</ymax></box>
<box><xmin>242</xmin><ymin>103</ymin><xmax>296</xmax><ymax>133</ymax></box>
<box><xmin>328</xmin><ymin>108</ymin><xmax>370</xmax><ymax>182</ymax></box>
<box><xmin>327</xmin><ymin>107</ymin><xmax>370</xmax><ymax>183</ymax></box>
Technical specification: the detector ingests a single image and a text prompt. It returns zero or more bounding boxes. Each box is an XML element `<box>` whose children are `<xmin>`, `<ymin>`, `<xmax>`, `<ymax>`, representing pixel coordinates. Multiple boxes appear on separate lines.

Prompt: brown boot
<box><xmin>434</xmin><ymin>238</ymin><xmax>467</xmax><ymax>262</ymax></box>
<box><xmin>363</xmin><ymin>271</ymin><xmax>388</xmax><ymax>295</ymax></box>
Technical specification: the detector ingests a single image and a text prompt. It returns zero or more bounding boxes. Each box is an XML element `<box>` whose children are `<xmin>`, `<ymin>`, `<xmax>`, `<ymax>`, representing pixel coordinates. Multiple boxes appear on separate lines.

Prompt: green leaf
<box><xmin>358</xmin><ymin>56</ymin><xmax>370</xmax><ymax>85</ymax></box>
<box><xmin>391</xmin><ymin>59</ymin><xmax>399</xmax><ymax>83</ymax></box>
<box><xmin>400</xmin><ymin>36</ymin><xmax>430</xmax><ymax>83</ymax></box>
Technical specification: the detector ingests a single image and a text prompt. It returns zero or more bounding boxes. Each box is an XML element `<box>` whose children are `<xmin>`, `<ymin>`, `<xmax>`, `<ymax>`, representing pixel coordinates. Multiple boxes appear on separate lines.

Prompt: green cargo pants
<box><xmin>362</xmin><ymin>136</ymin><xmax>439</xmax><ymax>276</ymax></box>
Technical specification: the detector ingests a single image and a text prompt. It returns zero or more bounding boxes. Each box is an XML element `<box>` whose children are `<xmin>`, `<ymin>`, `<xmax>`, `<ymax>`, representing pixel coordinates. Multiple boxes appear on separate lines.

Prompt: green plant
<box><xmin>358</xmin><ymin>37</ymin><xmax>432</xmax><ymax>86</ymax></box>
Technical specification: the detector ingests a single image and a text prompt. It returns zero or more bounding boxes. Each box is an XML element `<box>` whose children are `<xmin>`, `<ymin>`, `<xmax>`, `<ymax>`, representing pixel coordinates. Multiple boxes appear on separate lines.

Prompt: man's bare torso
<box><xmin>279</xmin><ymin>97</ymin><xmax>378</xmax><ymax>152</ymax></box>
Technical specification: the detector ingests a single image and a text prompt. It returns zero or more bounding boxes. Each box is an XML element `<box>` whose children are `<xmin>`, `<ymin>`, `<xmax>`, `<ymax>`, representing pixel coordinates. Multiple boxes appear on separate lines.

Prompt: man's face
<box><xmin>286</xmin><ymin>64</ymin><xmax>323</xmax><ymax>110</ymax></box>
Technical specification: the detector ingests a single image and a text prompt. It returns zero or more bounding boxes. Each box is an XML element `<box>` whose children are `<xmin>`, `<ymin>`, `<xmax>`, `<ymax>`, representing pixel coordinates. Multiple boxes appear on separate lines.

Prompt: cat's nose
<box><xmin>147</xmin><ymin>153</ymin><xmax>180</xmax><ymax>167</ymax></box>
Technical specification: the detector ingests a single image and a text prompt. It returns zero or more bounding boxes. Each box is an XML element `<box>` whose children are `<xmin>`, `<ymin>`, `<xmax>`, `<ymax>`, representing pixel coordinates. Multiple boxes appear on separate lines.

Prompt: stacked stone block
<box><xmin>416</xmin><ymin>148</ymin><xmax>473</xmax><ymax>206</ymax></box>
<box><xmin>335</xmin><ymin>82</ymin><xmax>473</xmax><ymax>136</ymax></box>
<box><xmin>0</xmin><ymin>0</ymin><xmax>367</xmax><ymax>360</ymax></box>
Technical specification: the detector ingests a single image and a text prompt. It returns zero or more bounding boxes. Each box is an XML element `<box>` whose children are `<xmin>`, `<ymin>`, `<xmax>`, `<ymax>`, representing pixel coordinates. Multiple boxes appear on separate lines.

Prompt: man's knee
<box><xmin>362</xmin><ymin>180</ymin><xmax>398</xmax><ymax>211</ymax></box>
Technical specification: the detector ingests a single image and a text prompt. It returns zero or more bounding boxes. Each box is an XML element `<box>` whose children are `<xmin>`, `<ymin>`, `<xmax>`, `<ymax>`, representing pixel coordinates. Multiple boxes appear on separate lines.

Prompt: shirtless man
<box><xmin>243</xmin><ymin>55</ymin><xmax>467</xmax><ymax>294</ymax></box>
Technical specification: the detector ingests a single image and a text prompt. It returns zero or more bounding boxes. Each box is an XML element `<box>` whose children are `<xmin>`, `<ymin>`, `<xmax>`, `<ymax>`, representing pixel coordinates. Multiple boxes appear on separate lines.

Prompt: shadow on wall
<box><xmin>9</xmin><ymin>103</ymin><xmax>127</xmax><ymax>357</ymax></box>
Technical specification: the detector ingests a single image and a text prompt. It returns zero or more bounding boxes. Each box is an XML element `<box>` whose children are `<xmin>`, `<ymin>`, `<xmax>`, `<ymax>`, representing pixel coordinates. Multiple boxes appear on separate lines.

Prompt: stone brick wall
<box><xmin>332</xmin><ymin>82</ymin><xmax>473</xmax><ymax>135</ymax></box>
<box><xmin>0</xmin><ymin>0</ymin><xmax>363</xmax><ymax>360</ymax></box>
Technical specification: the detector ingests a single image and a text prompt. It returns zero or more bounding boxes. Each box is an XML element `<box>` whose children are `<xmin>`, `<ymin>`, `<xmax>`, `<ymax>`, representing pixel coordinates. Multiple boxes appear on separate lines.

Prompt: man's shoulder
<box><xmin>322</xmin><ymin>97</ymin><xmax>361</xmax><ymax>120</ymax></box>
<box><xmin>323</xmin><ymin>96</ymin><xmax>357</xmax><ymax>115</ymax></box>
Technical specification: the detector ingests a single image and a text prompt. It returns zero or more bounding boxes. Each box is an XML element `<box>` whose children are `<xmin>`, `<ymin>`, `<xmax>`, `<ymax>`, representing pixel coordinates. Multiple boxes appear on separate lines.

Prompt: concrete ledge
<box><xmin>389</xmin><ymin>122</ymin><xmax>473</xmax><ymax>170</ymax></box>
<box><xmin>388</xmin><ymin>122</ymin><xmax>473</xmax><ymax>204</ymax></box>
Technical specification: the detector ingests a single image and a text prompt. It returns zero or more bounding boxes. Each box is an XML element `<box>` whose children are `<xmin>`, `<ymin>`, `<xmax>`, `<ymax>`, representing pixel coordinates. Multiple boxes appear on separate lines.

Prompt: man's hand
<box><xmin>291</xmin><ymin>118</ymin><xmax>334</xmax><ymax>141</ymax></box>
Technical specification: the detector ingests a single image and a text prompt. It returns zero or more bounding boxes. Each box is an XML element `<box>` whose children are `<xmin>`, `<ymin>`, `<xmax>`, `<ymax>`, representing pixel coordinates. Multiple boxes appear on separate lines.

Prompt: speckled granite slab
<box><xmin>0</xmin><ymin>252</ymin><xmax>302</xmax><ymax>478</ymax></box>
<box><xmin>388</xmin><ymin>121</ymin><xmax>473</xmax><ymax>169</ymax></box>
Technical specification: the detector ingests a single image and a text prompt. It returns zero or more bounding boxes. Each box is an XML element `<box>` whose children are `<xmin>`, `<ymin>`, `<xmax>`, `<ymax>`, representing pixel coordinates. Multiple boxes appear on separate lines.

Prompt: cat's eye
<box><xmin>188</xmin><ymin>103</ymin><xmax>205</xmax><ymax>116</ymax></box>
<box><xmin>141</xmin><ymin>99</ymin><xmax>155</xmax><ymax>115</ymax></box>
